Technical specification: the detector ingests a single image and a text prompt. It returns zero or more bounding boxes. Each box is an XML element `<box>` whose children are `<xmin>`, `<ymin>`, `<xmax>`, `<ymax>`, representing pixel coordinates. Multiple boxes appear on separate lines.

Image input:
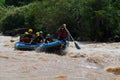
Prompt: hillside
<box><xmin>0</xmin><ymin>0</ymin><xmax>5</xmax><ymax>7</ymax></box>
<box><xmin>0</xmin><ymin>0</ymin><xmax>120</xmax><ymax>42</ymax></box>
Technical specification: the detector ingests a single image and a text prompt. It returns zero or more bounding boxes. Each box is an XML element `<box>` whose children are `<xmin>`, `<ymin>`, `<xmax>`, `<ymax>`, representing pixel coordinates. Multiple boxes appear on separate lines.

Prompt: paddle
<box><xmin>64</xmin><ymin>25</ymin><xmax>81</xmax><ymax>49</ymax></box>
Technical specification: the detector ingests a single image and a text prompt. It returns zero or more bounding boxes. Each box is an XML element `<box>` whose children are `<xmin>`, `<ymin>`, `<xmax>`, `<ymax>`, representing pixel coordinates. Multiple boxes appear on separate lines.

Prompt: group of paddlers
<box><xmin>19</xmin><ymin>24</ymin><xmax>67</xmax><ymax>44</ymax></box>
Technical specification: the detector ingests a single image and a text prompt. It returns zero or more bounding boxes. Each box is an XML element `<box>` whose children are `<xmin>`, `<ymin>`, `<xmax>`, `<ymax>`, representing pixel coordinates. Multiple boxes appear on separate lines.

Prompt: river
<box><xmin>0</xmin><ymin>36</ymin><xmax>120</xmax><ymax>80</ymax></box>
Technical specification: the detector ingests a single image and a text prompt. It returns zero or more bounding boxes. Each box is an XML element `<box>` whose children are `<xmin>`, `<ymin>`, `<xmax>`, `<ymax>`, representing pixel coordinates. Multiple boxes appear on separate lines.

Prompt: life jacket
<box><xmin>59</xmin><ymin>28</ymin><xmax>67</xmax><ymax>38</ymax></box>
<box><xmin>45</xmin><ymin>36</ymin><xmax>53</xmax><ymax>43</ymax></box>
<box><xmin>20</xmin><ymin>34</ymin><xmax>34</xmax><ymax>43</ymax></box>
<box><xmin>34</xmin><ymin>36</ymin><xmax>44</xmax><ymax>43</ymax></box>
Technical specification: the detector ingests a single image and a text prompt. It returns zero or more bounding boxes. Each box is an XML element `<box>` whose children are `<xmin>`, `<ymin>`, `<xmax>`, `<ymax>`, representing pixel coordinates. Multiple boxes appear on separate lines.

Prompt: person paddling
<box><xmin>31</xmin><ymin>32</ymin><xmax>44</xmax><ymax>44</ymax></box>
<box><xmin>20</xmin><ymin>31</ymin><xmax>28</xmax><ymax>42</ymax></box>
<box><xmin>58</xmin><ymin>24</ymin><xmax>67</xmax><ymax>46</ymax></box>
<box><xmin>45</xmin><ymin>34</ymin><xmax>53</xmax><ymax>43</ymax></box>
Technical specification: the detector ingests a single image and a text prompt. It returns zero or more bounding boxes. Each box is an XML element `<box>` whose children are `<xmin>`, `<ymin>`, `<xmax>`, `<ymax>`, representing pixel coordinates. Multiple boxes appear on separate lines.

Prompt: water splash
<box><xmin>0</xmin><ymin>36</ymin><xmax>120</xmax><ymax>80</ymax></box>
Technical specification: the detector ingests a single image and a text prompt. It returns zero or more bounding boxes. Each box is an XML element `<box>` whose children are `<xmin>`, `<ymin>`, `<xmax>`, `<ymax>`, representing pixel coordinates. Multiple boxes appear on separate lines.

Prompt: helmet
<box><xmin>63</xmin><ymin>24</ymin><xmax>66</xmax><ymax>27</ymax></box>
<box><xmin>39</xmin><ymin>31</ymin><xmax>43</xmax><ymax>34</ymax></box>
<box><xmin>36</xmin><ymin>32</ymin><xmax>40</xmax><ymax>36</ymax></box>
<box><xmin>25</xmin><ymin>32</ymin><xmax>28</xmax><ymax>34</ymax></box>
<box><xmin>47</xmin><ymin>34</ymin><xmax>50</xmax><ymax>36</ymax></box>
<box><xmin>28</xmin><ymin>29</ymin><xmax>33</xmax><ymax>32</ymax></box>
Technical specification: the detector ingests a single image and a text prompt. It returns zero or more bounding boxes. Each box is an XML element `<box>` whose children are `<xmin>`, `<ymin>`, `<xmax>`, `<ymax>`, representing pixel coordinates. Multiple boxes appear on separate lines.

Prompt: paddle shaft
<box><xmin>64</xmin><ymin>26</ymin><xmax>81</xmax><ymax>49</ymax></box>
<box><xmin>64</xmin><ymin>27</ymin><xmax>75</xmax><ymax>42</ymax></box>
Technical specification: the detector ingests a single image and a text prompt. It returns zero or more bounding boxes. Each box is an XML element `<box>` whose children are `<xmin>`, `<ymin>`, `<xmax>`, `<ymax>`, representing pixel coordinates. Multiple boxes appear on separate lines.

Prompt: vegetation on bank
<box><xmin>0</xmin><ymin>0</ymin><xmax>120</xmax><ymax>42</ymax></box>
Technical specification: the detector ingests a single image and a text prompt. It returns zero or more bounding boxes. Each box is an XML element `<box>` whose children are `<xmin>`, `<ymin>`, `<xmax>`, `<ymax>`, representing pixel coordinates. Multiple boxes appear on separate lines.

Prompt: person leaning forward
<box><xmin>27</xmin><ymin>28</ymin><xmax>35</xmax><ymax>42</ymax></box>
<box><xmin>45</xmin><ymin>34</ymin><xmax>53</xmax><ymax>43</ymax></box>
<box><xmin>31</xmin><ymin>32</ymin><xmax>44</xmax><ymax>44</ymax></box>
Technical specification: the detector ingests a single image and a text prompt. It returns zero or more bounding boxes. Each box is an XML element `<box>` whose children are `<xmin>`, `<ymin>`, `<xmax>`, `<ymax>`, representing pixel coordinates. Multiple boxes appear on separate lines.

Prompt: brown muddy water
<box><xmin>0</xmin><ymin>36</ymin><xmax>120</xmax><ymax>80</ymax></box>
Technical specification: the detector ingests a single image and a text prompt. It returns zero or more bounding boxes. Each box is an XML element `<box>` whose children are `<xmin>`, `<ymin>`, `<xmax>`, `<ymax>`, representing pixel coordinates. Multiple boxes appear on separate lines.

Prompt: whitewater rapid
<box><xmin>0</xmin><ymin>36</ymin><xmax>120</xmax><ymax>80</ymax></box>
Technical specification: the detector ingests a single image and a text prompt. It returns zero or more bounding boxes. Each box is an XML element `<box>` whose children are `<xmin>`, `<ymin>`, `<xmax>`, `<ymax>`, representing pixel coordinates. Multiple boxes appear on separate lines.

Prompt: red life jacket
<box><xmin>59</xmin><ymin>28</ymin><xmax>67</xmax><ymax>38</ymax></box>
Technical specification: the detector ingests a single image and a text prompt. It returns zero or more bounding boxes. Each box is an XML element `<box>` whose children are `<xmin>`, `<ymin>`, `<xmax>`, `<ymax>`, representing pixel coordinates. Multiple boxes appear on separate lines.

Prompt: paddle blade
<box><xmin>74</xmin><ymin>42</ymin><xmax>81</xmax><ymax>49</ymax></box>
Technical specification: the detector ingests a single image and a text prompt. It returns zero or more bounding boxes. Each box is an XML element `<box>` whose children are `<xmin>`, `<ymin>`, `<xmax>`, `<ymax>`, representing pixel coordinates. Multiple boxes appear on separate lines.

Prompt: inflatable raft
<box><xmin>36</xmin><ymin>40</ymin><xmax>67</xmax><ymax>53</ymax></box>
<box><xmin>14</xmin><ymin>42</ymin><xmax>41</xmax><ymax>50</ymax></box>
<box><xmin>15</xmin><ymin>40</ymin><xmax>67</xmax><ymax>51</ymax></box>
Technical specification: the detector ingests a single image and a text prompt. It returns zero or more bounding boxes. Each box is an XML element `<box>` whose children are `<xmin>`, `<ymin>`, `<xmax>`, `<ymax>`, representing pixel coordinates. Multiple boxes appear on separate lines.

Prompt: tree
<box><xmin>5</xmin><ymin>0</ymin><xmax>41</xmax><ymax>6</ymax></box>
<box><xmin>1</xmin><ymin>13</ymin><xmax>25</xmax><ymax>32</ymax></box>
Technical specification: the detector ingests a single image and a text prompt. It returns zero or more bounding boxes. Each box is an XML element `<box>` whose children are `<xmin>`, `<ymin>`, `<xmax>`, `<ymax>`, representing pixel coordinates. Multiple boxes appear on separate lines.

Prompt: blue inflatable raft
<box><xmin>36</xmin><ymin>41</ymin><xmax>67</xmax><ymax>53</ymax></box>
<box><xmin>14</xmin><ymin>42</ymin><xmax>41</xmax><ymax>50</ymax></box>
<box><xmin>15</xmin><ymin>40</ymin><xmax>67</xmax><ymax>51</ymax></box>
